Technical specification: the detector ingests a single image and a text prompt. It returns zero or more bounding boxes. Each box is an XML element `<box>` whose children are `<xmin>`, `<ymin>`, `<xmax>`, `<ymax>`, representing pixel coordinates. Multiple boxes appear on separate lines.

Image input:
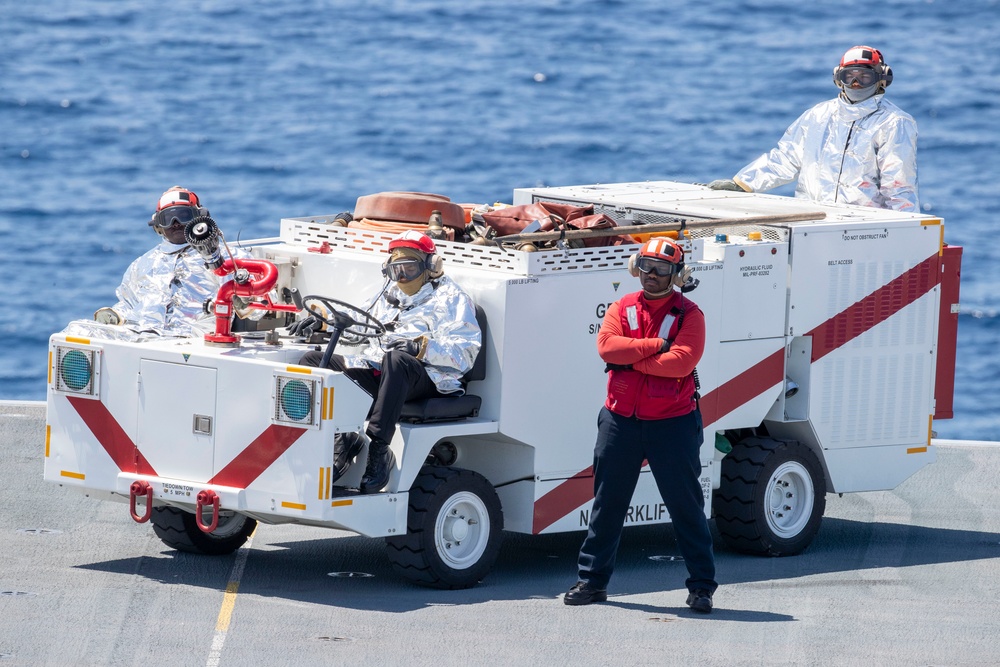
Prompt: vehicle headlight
<box><xmin>273</xmin><ymin>373</ymin><xmax>321</xmax><ymax>427</ymax></box>
<box><xmin>53</xmin><ymin>343</ymin><xmax>101</xmax><ymax>398</ymax></box>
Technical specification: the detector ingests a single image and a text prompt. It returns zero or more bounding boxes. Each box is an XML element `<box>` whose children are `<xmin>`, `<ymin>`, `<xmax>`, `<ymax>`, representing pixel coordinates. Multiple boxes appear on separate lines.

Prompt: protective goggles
<box><xmin>385</xmin><ymin>258</ymin><xmax>425</xmax><ymax>281</ymax></box>
<box><xmin>636</xmin><ymin>256</ymin><xmax>680</xmax><ymax>277</ymax></box>
<box><xmin>151</xmin><ymin>205</ymin><xmax>199</xmax><ymax>229</ymax></box>
<box><xmin>836</xmin><ymin>66</ymin><xmax>879</xmax><ymax>87</ymax></box>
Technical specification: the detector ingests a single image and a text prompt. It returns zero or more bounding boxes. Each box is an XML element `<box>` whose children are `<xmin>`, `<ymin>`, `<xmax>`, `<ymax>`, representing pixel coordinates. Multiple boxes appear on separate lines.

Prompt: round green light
<box><xmin>60</xmin><ymin>350</ymin><xmax>92</xmax><ymax>391</ymax></box>
<box><xmin>280</xmin><ymin>380</ymin><xmax>312</xmax><ymax>421</ymax></box>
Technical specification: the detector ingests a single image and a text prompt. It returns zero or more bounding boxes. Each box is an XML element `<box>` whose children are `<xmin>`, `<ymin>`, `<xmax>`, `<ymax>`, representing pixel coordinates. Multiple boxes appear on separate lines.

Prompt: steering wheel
<box><xmin>302</xmin><ymin>296</ymin><xmax>386</xmax><ymax>339</ymax></box>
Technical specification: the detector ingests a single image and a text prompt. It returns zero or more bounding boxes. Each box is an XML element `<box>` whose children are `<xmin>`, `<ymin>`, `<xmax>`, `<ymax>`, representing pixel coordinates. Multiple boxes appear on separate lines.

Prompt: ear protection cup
<box><xmin>628</xmin><ymin>254</ymin><xmax>640</xmax><ymax>278</ymax></box>
<box><xmin>881</xmin><ymin>64</ymin><xmax>893</xmax><ymax>89</ymax></box>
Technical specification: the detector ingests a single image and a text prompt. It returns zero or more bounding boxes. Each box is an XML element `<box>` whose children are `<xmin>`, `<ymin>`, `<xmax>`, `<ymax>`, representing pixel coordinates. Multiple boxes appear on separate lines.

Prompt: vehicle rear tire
<box><xmin>386</xmin><ymin>467</ymin><xmax>503</xmax><ymax>589</ymax></box>
<box><xmin>151</xmin><ymin>506</ymin><xmax>256</xmax><ymax>556</ymax></box>
<box><xmin>713</xmin><ymin>436</ymin><xmax>826</xmax><ymax>556</ymax></box>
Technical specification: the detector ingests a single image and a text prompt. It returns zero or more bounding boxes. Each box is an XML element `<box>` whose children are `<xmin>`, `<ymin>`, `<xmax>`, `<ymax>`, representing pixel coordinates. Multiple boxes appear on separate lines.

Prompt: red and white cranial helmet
<box><xmin>839</xmin><ymin>45</ymin><xmax>886</xmax><ymax>70</ymax></box>
<box><xmin>833</xmin><ymin>45</ymin><xmax>893</xmax><ymax>95</ymax></box>
<box><xmin>156</xmin><ymin>186</ymin><xmax>202</xmax><ymax>211</ymax></box>
<box><xmin>388</xmin><ymin>229</ymin><xmax>436</xmax><ymax>255</ymax></box>
<box><xmin>149</xmin><ymin>186</ymin><xmax>207</xmax><ymax>229</ymax></box>
<box><xmin>639</xmin><ymin>237</ymin><xmax>684</xmax><ymax>264</ymax></box>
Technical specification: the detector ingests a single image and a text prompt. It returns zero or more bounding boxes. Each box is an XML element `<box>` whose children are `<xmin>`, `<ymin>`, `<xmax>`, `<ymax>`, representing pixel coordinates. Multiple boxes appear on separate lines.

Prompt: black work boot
<box><xmin>686</xmin><ymin>589</ymin><xmax>713</xmax><ymax>614</ymax></box>
<box><xmin>359</xmin><ymin>438</ymin><xmax>395</xmax><ymax>494</ymax></box>
<box><xmin>330</xmin><ymin>432</ymin><xmax>367</xmax><ymax>484</ymax></box>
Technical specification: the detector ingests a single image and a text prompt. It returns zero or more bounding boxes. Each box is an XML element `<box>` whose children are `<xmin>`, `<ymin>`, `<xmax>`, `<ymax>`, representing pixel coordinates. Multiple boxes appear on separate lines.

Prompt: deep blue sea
<box><xmin>2</xmin><ymin>0</ymin><xmax>998</xmax><ymax>439</ymax></box>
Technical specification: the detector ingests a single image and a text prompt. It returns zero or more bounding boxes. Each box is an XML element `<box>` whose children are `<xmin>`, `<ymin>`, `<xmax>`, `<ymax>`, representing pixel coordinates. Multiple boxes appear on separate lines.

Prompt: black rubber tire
<box><xmin>386</xmin><ymin>467</ymin><xmax>503</xmax><ymax>589</ymax></box>
<box><xmin>151</xmin><ymin>506</ymin><xmax>256</xmax><ymax>556</ymax></box>
<box><xmin>713</xmin><ymin>436</ymin><xmax>826</xmax><ymax>556</ymax></box>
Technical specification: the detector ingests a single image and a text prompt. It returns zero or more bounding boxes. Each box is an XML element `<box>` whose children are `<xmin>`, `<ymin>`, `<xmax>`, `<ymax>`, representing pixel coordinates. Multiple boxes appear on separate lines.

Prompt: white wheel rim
<box><xmin>434</xmin><ymin>491</ymin><xmax>490</xmax><ymax>569</ymax></box>
<box><xmin>765</xmin><ymin>461</ymin><xmax>815</xmax><ymax>539</ymax></box>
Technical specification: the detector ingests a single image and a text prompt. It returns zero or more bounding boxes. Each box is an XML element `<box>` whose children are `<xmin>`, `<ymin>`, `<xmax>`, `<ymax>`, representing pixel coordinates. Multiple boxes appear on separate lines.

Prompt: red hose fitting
<box><xmin>129</xmin><ymin>480</ymin><xmax>153</xmax><ymax>523</ymax></box>
<box><xmin>206</xmin><ymin>257</ymin><xmax>280</xmax><ymax>344</ymax></box>
<box><xmin>196</xmin><ymin>489</ymin><xmax>220</xmax><ymax>533</ymax></box>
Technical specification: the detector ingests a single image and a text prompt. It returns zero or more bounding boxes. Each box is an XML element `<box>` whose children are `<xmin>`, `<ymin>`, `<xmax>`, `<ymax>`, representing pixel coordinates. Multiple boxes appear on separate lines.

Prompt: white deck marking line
<box><xmin>205</xmin><ymin>528</ymin><xmax>256</xmax><ymax>667</ymax></box>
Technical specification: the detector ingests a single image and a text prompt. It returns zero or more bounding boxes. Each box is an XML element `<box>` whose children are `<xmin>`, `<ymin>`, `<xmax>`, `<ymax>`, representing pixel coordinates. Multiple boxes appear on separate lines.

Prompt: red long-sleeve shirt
<box><xmin>597</xmin><ymin>291</ymin><xmax>705</xmax><ymax>378</ymax></box>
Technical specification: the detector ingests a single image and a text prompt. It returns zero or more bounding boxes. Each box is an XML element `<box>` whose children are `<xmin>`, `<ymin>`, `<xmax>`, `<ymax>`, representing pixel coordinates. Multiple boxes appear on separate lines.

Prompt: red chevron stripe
<box><xmin>531</xmin><ymin>252</ymin><xmax>940</xmax><ymax>534</ymax></box>
<box><xmin>67</xmin><ymin>396</ymin><xmax>157</xmax><ymax>476</ymax></box>
<box><xmin>807</xmin><ymin>254</ymin><xmax>938</xmax><ymax>362</ymax></box>
<box><xmin>209</xmin><ymin>424</ymin><xmax>306</xmax><ymax>488</ymax></box>
<box><xmin>67</xmin><ymin>396</ymin><xmax>306</xmax><ymax>489</ymax></box>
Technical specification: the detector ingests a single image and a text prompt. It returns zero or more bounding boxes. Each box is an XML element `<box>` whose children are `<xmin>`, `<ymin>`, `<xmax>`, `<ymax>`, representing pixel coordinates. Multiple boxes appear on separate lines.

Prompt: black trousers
<box><xmin>577</xmin><ymin>407</ymin><xmax>717</xmax><ymax>593</ymax></box>
<box><xmin>298</xmin><ymin>349</ymin><xmax>441</xmax><ymax>444</ymax></box>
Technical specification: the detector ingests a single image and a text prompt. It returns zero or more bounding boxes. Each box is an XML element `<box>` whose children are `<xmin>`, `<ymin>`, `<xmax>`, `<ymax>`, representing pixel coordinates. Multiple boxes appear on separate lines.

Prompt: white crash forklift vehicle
<box><xmin>44</xmin><ymin>181</ymin><xmax>961</xmax><ymax>588</ymax></box>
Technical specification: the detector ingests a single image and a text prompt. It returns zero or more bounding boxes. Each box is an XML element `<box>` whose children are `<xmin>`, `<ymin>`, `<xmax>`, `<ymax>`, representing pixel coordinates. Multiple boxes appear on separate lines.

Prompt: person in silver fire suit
<box><xmin>295</xmin><ymin>230</ymin><xmax>481</xmax><ymax>493</ymax></box>
<box><xmin>708</xmin><ymin>45</ymin><xmax>918</xmax><ymax>212</ymax></box>
<box><xmin>65</xmin><ymin>186</ymin><xmax>255</xmax><ymax>342</ymax></box>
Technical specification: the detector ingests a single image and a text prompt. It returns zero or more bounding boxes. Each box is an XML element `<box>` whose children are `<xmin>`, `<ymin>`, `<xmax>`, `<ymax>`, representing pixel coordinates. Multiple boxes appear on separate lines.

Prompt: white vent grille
<box><xmin>272</xmin><ymin>374</ymin><xmax>321</xmax><ymax>428</ymax></box>
<box><xmin>280</xmin><ymin>219</ymin><xmax>639</xmax><ymax>275</ymax></box>
<box><xmin>53</xmin><ymin>344</ymin><xmax>101</xmax><ymax>399</ymax></box>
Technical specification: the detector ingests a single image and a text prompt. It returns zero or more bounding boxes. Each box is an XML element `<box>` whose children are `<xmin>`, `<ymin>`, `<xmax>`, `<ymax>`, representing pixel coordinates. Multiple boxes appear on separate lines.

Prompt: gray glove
<box><xmin>707</xmin><ymin>179</ymin><xmax>746</xmax><ymax>192</ymax></box>
<box><xmin>387</xmin><ymin>338</ymin><xmax>421</xmax><ymax>357</ymax></box>
<box><xmin>288</xmin><ymin>314</ymin><xmax>323</xmax><ymax>337</ymax></box>
<box><xmin>93</xmin><ymin>307</ymin><xmax>123</xmax><ymax>325</ymax></box>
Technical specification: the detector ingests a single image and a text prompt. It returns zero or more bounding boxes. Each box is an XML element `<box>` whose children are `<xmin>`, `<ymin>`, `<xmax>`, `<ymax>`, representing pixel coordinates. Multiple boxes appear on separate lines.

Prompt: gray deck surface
<box><xmin>2</xmin><ymin>401</ymin><xmax>999</xmax><ymax>666</ymax></box>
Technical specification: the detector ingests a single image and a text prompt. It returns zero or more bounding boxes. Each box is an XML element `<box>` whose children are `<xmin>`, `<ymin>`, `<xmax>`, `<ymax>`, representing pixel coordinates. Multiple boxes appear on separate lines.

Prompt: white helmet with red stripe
<box><xmin>149</xmin><ymin>186</ymin><xmax>209</xmax><ymax>229</ymax></box>
<box><xmin>833</xmin><ymin>45</ymin><xmax>893</xmax><ymax>100</ymax></box>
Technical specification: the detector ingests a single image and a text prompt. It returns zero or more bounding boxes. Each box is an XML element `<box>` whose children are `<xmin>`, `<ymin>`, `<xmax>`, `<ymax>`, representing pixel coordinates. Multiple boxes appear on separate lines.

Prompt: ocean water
<box><xmin>2</xmin><ymin>0</ymin><xmax>998</xmax><ymax>439</ymax></box>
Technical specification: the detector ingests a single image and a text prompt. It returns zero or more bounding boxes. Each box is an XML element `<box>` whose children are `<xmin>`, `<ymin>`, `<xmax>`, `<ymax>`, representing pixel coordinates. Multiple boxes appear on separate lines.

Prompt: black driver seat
<box><xmin>398</xmin><ymin>304</ymin><xmax>487</xmax><ymax>423</ymax></box>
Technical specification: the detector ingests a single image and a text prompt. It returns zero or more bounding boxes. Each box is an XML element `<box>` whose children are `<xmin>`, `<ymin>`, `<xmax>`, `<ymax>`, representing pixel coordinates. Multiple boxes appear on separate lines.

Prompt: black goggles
<box><xmin>385</xmin><ymin>258</ymin><xmax>425</xmax><ymax>282</ymax></box>
<box><xmin>636</xmin><ymin>256</ymin><xmax>680</xmax><ymax>277</ymax></box>
<box><xmin>152</xmin><ymin>205</ymin><xmax>199</xmax><ymax>229</ymax></box>
<box><xmin>836</xmin><ymin>66</ymin><xmax>879</xmax><ymax>87</ymax></box>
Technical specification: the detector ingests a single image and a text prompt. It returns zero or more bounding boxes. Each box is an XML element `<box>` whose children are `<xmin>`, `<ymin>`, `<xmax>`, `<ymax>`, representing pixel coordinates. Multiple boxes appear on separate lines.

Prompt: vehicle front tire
<box><xmin>713</xmin><ymin>436</ymin><xmax>826</xmax><ymax>556</ymax></box>
<box><xmin>151</xmin><ymin>506</ymin><xmax>256</xmax><ymax>556</ymax></box>
<box><xmin>386</xmin><ymin>466</ymin><xmax>503</xmax><ymax>589</ymax></box>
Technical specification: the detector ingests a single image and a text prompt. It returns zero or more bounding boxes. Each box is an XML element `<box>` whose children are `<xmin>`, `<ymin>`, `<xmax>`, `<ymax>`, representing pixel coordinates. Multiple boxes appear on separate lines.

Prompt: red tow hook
<box><xmin>196</xmin><ymin>490</ymin><xmax>220</xmax><ymax>533</ymax></box>
<box><xmin>129</xmin><ymin>481</ymin><xmax>153</xmax><ymax>523</ymax></box>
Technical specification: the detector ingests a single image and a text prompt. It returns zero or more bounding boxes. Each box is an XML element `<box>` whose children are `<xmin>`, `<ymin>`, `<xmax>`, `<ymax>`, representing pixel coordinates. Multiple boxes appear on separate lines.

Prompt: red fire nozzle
<box><xmin>205</xmin><ymin>257</ymin><xmax>280</xmax><ymax>345</ymax></box>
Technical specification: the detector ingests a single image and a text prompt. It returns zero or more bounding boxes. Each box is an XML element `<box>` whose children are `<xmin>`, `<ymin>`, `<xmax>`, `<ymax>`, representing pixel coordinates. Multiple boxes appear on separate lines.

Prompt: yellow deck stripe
<box><xmin>285</xmin><ymin>365</ymin><xmax>312</xmax><ymax>374</ymax></box>
<box><xmin>331</xmin><ymin>499</ymin><xmax>353</xmax><ymax>508</ymax></box>
<box><xmin>281</xmin><ymin>501</ymin><xmax>307</xmax><ymax>510</ymax></box>
<box><xmin>60</xmin><ymin>470</ymin><xmax>85</xmax><ymax>480</ymax></box>
<box><xmin>206</xmin><ymin>528</ymin><xmax>255</xmax><ymax>666</ymax></box>
<box><xmin>318</xmin><ymin>467</ymin><xmax>325</xmax><ymax>499</ymax></box>
<box><xmin>65</xmin><ymin>336</ymin><xmax>91</xmax><ymax>345</ymax></box>
<box><xmin>907</xmin><ymin>446</ymin><xmax>928</xmax><ymax>454</ymax></box>
<box><xmin>45</xmin><ymin>425</ymin><xmax>51</xmax><ymax>457</ymax></box>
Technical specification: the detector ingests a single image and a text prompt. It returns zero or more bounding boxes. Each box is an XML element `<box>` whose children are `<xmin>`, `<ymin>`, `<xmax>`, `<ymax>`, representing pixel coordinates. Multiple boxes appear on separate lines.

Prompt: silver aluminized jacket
<box><xmin>735</xmin><ymin>94</ymin><xmax>919</xmax><ymax>212</ymax></box>
<box><xmin>63</xmin><ymin>240</ymin><xmax>253</xmax><ymax>342</ymax></box>
<box><xmin>341</xmin><ymin>275</ymin><xmax>481</xmax><ymax>395</ymax></box>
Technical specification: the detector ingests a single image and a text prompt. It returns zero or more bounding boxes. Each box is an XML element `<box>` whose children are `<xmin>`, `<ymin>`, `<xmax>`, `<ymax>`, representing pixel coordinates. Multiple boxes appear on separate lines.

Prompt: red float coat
<box><xmin>599</xmin><ymin>290</ymin><xmax>705</xmax><ymax>420</ymax></box>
